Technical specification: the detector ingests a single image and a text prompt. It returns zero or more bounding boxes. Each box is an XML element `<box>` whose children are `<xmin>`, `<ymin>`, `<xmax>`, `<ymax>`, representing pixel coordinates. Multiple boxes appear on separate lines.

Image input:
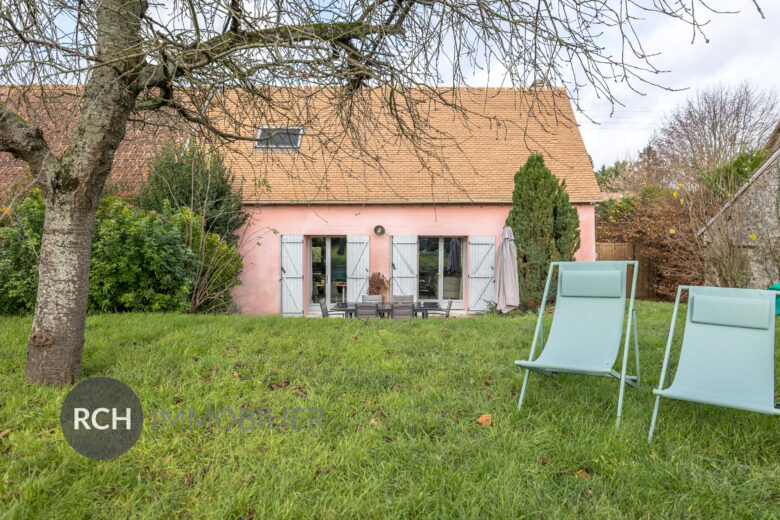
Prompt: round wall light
<box><xmin>374</xmin><ymin>225</ymin><xmax>385</xmax><ymax>236</ymax></box>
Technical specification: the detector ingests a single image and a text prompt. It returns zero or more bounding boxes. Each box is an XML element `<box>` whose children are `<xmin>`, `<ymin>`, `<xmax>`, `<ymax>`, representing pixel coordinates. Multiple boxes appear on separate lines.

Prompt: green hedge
<box><xmin>0</xmin><ymin>192</ymin><xmax>242</xmax><ymax>315</ymax></box>
<box><xmin>0</xmin><ymin>195</ymin><xmax>45</xmax><ymax>314</ymax></box>
<box><xmin>89</xmin><ymin>197</ymin><xmax>195</xmax><ymax>313</ymax></box>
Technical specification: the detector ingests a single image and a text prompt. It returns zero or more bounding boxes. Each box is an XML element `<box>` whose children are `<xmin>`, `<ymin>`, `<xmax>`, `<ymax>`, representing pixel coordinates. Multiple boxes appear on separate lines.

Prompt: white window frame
<box><xmin>307</xmin><ymin>236</ymin><xmax>349</xmax><ymax>312</ymax></box>
<box><xmin>418</xmin><ymin>236</ymin><xmax>465</xmax><ymax>308</ymax></box>
<box><xmin>254</xmin><ymin>126</ymin><xmax>304</xmax><ymax>150</ymax></box>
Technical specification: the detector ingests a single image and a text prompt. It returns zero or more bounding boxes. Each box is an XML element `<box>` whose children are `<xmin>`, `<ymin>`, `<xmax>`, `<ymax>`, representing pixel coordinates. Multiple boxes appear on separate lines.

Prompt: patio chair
<box><xmin>319</xmin><ymin>300</ymin><xmax>344</xmax><ymax>318</ymax></box>
<box><xmin>354</xmin><ymin>303</ymin><xmax>378</xmax><ymax>319</ymax></box>
<box><xmin>427</xmin><ymin>299</ymin><xmax>453</xmax><ymax>318</ymax></box>
<box><xmin>515</xmin><ymin>261</ymin><xmax>640</xmax><ymax>426</ymax></box>
<box><xmin>391</xmin><ymin>302</ymin><xmax>414</xmax><ymax>320</ymax></box>
<box><xmin>648</xmin><ymin>286</ymin><xmax>779</xmax><ymax>442</ymax></box>
<box><xmin>393</xmin><ymin>294</ymin><xmax>414</xmax><ymax>303</ymax></box>
<box><xmin>362</xmin><ymin>295</ymin><xmax>383</xmax><ymax>303</ymax></box>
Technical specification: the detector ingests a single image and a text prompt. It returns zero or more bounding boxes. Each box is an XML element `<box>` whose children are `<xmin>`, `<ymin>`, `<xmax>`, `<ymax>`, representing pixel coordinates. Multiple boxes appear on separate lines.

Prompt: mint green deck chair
<box><xmin>648</xmin><ymin>286</ymin><xmax>779</xmax><ymax>442</ymax></box>
<box><xmin>515</xmin><ymin>261</ymin><xmax>640</xmax><ymax>426</ymax></box>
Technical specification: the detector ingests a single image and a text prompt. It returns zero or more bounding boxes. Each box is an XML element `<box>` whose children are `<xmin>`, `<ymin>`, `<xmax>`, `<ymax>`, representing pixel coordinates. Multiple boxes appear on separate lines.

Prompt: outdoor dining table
<box><xmin>331</xmin><ymin>302</ymin><xmax>356</xmax><ymax>318</ymax></box>
<box><xmin>378</xmin><ymin>302</ymin><xmax>441</xmax><ymax>318</ymax></box>
<box><xmin>413</xmin><ymin>302</ymin><xmax>441</xmax><ymax>319</ymax></box>
<box><xmin>330</xmin><ymin>302</ymin><xmax>442</xmax><ymax>318</ymax></box>
<box><xmin>377</xmin><ymin>304</ymin><xmax>392</xmax><ymax>318</ymax></box>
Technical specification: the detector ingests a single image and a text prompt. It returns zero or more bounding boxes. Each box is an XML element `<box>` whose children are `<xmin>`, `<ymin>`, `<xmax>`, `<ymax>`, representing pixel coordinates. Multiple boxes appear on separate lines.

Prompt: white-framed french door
<box><xmin>417</xmin><ymin>236</ymin><xmax>465</xmax><ymax>308</ymax></box>
<box><xmin>308</xmin><ymin>235</ymin><xmax>369</xmax><ymax>312</ymax></box>
<box><xmin>308</xmin><ymin>236</ymin><xmax>344</xmax><ymax>311</ymax></box>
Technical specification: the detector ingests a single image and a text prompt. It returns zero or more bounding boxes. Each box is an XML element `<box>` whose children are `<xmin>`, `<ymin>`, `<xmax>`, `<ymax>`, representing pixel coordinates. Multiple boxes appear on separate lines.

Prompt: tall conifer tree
<box><xmin>506</xmin><ymin>154</ymin><xmax>581</xmax><ymax>309</ymax></box>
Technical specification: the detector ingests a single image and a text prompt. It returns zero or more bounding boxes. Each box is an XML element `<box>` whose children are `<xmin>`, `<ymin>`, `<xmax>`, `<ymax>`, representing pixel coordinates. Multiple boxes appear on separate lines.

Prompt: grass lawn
<box><xmin>0</xmin><ymin>301</ymin><xmax>778</xmax><ymax>519</ymax></box>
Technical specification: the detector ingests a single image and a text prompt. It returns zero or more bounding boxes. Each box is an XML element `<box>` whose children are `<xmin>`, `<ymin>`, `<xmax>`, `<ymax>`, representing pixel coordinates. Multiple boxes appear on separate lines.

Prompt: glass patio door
<box><xmin>309</xmin><ymin>236</ymin><xmax>348</xmax><ymax>307</ymax></box>
<box><xmin>418</xmin><ymin>236</ymin><xmax>464</xmax><ymax>301</ymax></box>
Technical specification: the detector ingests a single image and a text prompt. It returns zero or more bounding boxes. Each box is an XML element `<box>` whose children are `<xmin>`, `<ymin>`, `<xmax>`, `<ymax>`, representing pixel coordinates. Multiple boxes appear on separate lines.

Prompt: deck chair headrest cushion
<box><xmin>559</xmin><ymin>270</ymin><xmax>623</xmax><ymax>298</ymax></box>
<box><xmin>690</xmin><ymin>295</ymin><xmax>771</xmax><ymax>330</ymax></box>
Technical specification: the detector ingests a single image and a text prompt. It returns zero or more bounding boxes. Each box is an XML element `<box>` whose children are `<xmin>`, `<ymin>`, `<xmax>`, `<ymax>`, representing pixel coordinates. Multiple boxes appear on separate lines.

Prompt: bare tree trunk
<box><xmin>23</xmin><ymin>81</ymin><xmax>136</xmax><ymax>385</ymax></box>
<box><xmin>16</xmin><ymin>0</ymin><xmax>148</xmax><ymax>385</ymax></box>
<box><xmin>26</xmin><ymin>196</ymin><xmax>97</xmax><ymax>384</ymax></box>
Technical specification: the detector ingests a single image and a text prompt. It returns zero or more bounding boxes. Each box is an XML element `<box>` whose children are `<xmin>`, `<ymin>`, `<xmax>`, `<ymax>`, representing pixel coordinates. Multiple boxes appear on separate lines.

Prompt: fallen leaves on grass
<box><xmin>203</xmin><ymin>365</ymin><xmax>218</xmax><ymax>380</ymax></box>
<box><xmin>0</xmin><ymin>429</ymin><xmax>9</xmax><ymax>439</ymax></box>
<box><xmin>476</xmin><ymin>414</ymin><xmax>491</xmax><ymax>426</ymax></box>
<box><xmin>268</xmin><ymin>379</ymin><xmax>289</xmax><ymax>390</ymax></box>
<box><xmin>225</xmin><ymin>344</ymin><xmax>238</xmax><ymax>353</ymax></box>
<box><xmin>555</xmin><ymin>466</ymin><xmax>594</xmax><ymax>480</ymax></box>
<box><xmin>99</xmin><ymin>487</ymin><xmax>120</xmax><ymax>496</ymax></box>
<box><xmin>574</xmin><ymin>468</ymin><xmax>592</xmax><ymax>480</ymax></box>
<box><xmin>314</xmin><ymin>465</ymin><xmax>336</xmax><ymax>478</ymax></box>
<box><xmin>540</xmin><ymin>457</ymin><xmax>553</xmax><ymax>466</ymax></box>
<box><xmin>289</xmin><ymin>385</ymin><xmax>306</xmax><ymax>397</ymax></box>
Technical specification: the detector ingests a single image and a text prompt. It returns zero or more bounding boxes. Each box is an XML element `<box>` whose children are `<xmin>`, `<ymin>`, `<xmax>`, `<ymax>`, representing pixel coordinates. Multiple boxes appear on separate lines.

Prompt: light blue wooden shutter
<box><xmin>347</xmin><ymin>235</ymin><xmax>370</xmax><ymax>302</ymax></box>
<box><xmin>280</xmin><ymin>235</ymin><xmax>303</xmax><ymax>316</ymax></box>
<box><xmin>468</xmin><ymin>235</ymin><xmax>495</xmax><ymax>312</ymax></box>
<box><xmin>391</xmin><ymin>235</ymin><xmax>418</xmax><ymax>300</ymax></box>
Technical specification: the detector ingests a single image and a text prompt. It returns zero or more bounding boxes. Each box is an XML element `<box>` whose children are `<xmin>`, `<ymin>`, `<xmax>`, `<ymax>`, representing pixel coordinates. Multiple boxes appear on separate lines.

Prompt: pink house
<box><xmin>228</xmin><ymin>88</ymin><xmax>601</xmax><ymax>316</ymax></box>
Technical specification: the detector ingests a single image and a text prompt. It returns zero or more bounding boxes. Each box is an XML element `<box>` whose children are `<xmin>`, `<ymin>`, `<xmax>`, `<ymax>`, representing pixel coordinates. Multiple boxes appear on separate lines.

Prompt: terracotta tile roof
<box><xmin>0</xmin><ymin>89</ymin><xmax>188</xmax><ymax>198</ymax></box>
<box><xmin>215</xmin><ymin>87</ymin><xmax>601</xmax><ymax>203</ymax></box>
<box><xmin>1</xmin><ymin>87</ymin><xmax>601</xmax><ymax>204</ymax></box>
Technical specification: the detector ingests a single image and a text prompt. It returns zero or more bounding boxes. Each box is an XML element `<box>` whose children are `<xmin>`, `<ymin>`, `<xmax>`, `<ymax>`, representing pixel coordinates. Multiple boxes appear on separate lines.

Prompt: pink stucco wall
<box><xmin>233</xmin><ymin>203</ymin><xmax>596</xmax><ymax>315</ymax></box>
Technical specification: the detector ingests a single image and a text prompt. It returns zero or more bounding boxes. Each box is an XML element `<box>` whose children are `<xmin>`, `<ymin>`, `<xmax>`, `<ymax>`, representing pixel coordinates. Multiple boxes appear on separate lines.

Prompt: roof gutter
<box><xmin>181</xmin><ymin>87</ymin><xmax>217</xmax><ymax>152</ymax></box>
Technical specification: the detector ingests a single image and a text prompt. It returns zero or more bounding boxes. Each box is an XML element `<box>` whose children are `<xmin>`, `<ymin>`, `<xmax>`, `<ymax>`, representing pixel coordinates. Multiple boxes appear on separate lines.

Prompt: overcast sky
<box><xmin>572</xmin><ymin>2</ymin><xmax>780</xmax><ymax>170</ymax></box>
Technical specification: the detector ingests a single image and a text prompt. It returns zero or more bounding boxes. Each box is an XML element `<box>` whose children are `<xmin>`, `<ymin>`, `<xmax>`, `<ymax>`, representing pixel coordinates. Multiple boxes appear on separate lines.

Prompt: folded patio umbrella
<box><xmin>447</xmin><ymin>237</ymin><xmax>461</xmax><ymax>273</ymax></box>
<box><xmin>494</xmin><ymin>226</ymin><xmax>519</xmax><ymax>313</ymax></box>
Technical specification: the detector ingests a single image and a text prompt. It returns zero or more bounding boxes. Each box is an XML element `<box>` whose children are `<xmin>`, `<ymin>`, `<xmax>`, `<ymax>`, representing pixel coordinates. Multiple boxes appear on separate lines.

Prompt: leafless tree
<box><xmin>647</xmin><ymin>82</ymin><xmax>779</xmax><ymax>187</ymax></box>
<box><xmin>689</xmin><ymin>185</ymin><xmax>753</xmax><ymax>287</ymax></box>
<box><xmin>694</xmin><ymin>156</ymin><xmax>780</xmax><ymax>288</ymax></box>
<box><xmin>0</xmin><ymin>0</ymin><xmax>765</xmax><ymax>385</ymax></box>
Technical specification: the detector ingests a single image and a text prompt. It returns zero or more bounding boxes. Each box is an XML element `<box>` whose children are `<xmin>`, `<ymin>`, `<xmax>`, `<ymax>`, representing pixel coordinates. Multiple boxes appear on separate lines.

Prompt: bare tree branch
<box><xmin>0</xmin><ymin>102</ymin><xmax>57</xmax><ymax>175</ymax></box>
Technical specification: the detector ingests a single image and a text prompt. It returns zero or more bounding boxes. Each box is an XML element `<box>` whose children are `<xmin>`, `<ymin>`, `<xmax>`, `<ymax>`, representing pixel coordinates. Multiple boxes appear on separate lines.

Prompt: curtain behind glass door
<box><xmin>443</xmin><ymin>237</ymin><xmax>463</xmax><ymax>299</ymax></box>
<box><xmin>330</xmin><ymin>237</ymin><xmax>347</xmax><ymax>303</ymax></box>
<box><xmin>310</xmin><ymin>237</ymin><xmax>326</xmax><ymax>303</ymax></box>
<box><xmin>418</xmin><ymin>237</ymin><xmax>439</xmax><ymax>300</ymax></box>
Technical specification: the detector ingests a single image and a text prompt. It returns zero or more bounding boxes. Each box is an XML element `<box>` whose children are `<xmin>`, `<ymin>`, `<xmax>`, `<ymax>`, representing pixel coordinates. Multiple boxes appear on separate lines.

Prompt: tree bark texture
<box><xmin>24</xmin><ymin>0</ymin><xmax>146</xmax><ymax>384</ymax></box>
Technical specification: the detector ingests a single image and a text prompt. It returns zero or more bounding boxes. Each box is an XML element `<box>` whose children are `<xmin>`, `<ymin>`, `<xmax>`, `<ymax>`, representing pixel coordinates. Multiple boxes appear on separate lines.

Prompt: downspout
<box><xmin>181</xmin><ymin>86</ymin><xmax>217</xmax><ymax>153</ymax></box>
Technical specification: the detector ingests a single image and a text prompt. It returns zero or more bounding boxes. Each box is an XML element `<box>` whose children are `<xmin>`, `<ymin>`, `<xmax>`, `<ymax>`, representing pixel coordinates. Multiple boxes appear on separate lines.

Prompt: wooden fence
<box><xmin>595</xmin><ymin>242</ymin><xmax>655</xmax><ymax>299</ymax></box>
